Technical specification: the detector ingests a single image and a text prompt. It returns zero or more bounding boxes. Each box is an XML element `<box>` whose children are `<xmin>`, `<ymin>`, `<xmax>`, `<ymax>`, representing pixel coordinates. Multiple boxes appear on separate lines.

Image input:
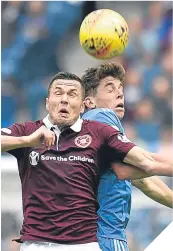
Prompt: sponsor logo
<box><xmin>29</xmin><ymin>151</ymin><xmax>40</xmax><ymax>166</ymax></box>
<box><xmin>75</xmin><ymin>135</ymin><xmax>92</xmax><ymax>148</ymax></box>
<box><xmin>41</xmin><ymin>155</ymin><xmax>94</xmax><ymax>163</ymax></box>
<box><xmin>1</xmin><ymin>128</ymin><xmax>12</xmax><ymax>134</ymax></box>
<box><xmin>117</xmin><ymin>134</ymin><xmax>131</xmax><ymax>143</ymax></box>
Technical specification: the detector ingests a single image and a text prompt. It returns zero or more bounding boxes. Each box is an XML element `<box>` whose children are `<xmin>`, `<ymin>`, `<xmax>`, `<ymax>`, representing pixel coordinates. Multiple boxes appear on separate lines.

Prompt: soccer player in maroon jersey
<box><xmin>1</xmin><ymin>72</ymin><xmax>172</xmax><ymax>251</ymax></box>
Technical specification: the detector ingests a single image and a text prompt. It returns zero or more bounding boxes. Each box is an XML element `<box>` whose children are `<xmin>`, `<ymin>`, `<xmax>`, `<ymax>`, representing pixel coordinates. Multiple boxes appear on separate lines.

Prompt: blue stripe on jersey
<box><xmin>82</xmin><ymin>108</ymin><xmax>132</xmax><ymax>242</ymax></box>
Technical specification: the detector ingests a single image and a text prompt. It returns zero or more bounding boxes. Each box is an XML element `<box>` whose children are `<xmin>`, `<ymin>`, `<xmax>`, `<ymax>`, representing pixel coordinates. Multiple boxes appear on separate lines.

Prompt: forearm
<box><xmin>112</xmin><ymin>163</ymin><xmax>153</xmax><ymax>180</ymax></box>
<box><xmin>152</xmin><ymin>153</ymin><xmax>173</xmax><ymax>164</ymax></box>
<box><xmin>1</xmin><ymin>135</ymin><xmax>29</xmax><ymax>152</ymax></box>
<box><xmin>124</xmin><ymin>146</ymin><xmax>173</xmax><ymax>177</ymax></box>
<box><xmin>141</xmin><ymin>158</ymin><xmax>173</xmax><ymax>177</ymax></box>
<box><xmin>132</xmin><ymin>177</ymin><xmax>173</xmax><ymax>208</ymax></box>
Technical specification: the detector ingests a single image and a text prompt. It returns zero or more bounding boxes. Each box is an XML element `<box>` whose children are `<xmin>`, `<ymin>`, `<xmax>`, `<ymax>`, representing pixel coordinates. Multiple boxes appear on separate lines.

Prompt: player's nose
<box><xmin>60</xmin><ymin>94</ymin><xmax>68</xmax><ymax>104</ymax></box>
<box><xmin>117</xmin><ymin>89</ymin><xmax>124</xmax><ymax>99</ymax></box>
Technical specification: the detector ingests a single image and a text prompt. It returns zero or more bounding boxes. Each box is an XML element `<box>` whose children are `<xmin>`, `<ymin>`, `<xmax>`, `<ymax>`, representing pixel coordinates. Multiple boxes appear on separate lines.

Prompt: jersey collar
<box><xmin>43</xmin><ymin>114</ymin><xmax>83</xmax><ymax>132</ymax></box>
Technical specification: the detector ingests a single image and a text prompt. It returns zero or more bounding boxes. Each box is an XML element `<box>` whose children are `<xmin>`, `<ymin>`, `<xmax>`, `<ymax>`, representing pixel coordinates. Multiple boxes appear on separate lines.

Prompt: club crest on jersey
<box><xmin>117</xmin><ymin>134</ymin><xmax>131</xmax><ymax>143</ymax></box>
<box><xmin>29</xmin><ymin>151</ymin><xmax>40</xmax><ymax>166</ymax></box>
<box><xmin>75</xmin><ymin>135</ymin><xmax>92</xmax><ymax>148</ymax></box>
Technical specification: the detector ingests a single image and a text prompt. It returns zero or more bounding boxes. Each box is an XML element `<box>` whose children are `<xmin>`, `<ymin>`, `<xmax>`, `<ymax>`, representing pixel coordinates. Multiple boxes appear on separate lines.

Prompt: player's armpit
<box><xmin>132</xmin><ymin>177</ymin><xmax>173</xmax><ymax>208</ymax></box>
<box><xmin>123</xmin><ymin>146</ymin><xmax>173</xmax><ymax>177</ymax></box>
<box><xmin>111</xmin><ymin>163</ymin><xmax>153</xmax><ymax>180</ymax></box>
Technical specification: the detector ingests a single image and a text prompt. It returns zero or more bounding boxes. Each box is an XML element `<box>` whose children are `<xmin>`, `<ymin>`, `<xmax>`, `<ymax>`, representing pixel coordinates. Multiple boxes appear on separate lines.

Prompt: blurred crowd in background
<box><xmin>1</xmin><ymin>1</ymin><xmax>172</xmax><ymax>251</ymax></box>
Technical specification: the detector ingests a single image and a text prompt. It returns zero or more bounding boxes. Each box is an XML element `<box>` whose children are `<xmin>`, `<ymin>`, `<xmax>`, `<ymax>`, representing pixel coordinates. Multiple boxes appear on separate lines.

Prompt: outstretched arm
<box><xmin>112</xmin><ymin>162</ymin><xmax>153</xmax><ymax>180</ymax></box>
<box><xmin>112</xmin><ymin>151</ymin><xmax>173</xmax><ymax>180</ymax></box>
<box><xmin>132</xmin><ymin>177</ymin><xmax>173</xmax><ymax>208</ymax></box>
<box><xmin>123</xmin><ymin>146</ymin><xmax>173</xmax><ymax>177</ymax></box>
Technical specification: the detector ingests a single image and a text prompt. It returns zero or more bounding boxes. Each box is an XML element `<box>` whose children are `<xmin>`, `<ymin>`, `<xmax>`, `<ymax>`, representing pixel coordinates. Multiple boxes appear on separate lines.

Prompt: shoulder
<box><xmin>82</xmin><ymin>119</ymin><xmax>119</xmax><ymax>133</ymax></box>
<box><xmin>9</xmin><ymin>120</ymin><xmax>43</xmax><ymax>135</ymax></box>
<box><xmin>83</xmin><ymin>108</ymin><xmax>115</xmax><ymax>119</ymax></box>
<box><xmin>1</xmin><ymin>120</ymin><xmax>43</xmax><ymax>137</ymax></box>
<box><xmin>22</xmin><ymin>120</ymin><xmax>44</xmax><ymax>135</ymax></box>
<box><xmin>82</xmin><ymin>108</ymin><xmax>122</xmax><ymax>132</ymax></box>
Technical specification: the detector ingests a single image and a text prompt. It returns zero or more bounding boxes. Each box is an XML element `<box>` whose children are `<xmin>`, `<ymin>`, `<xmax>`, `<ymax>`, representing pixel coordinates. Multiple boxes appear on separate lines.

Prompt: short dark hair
<box><xmin>48</xmin><ymin>71</ymin><xmax>85</xmax><ymax>99</ymax></box>
<box><xmin>82</xmin><ymin>62</ymin><xmax>125</xmax><ymax>97</ymax></box>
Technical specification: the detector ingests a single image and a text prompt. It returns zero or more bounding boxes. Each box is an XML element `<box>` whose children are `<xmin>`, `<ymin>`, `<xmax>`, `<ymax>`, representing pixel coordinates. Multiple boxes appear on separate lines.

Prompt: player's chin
<box><xmin>56</xmin><ymin>115</ymin><xmax>70</xmax><ymax>125</ymax></box>
<box><xmin>59</xmin><ymin>118</ymin><xmax>69</xmax><ymax>124</ymax></box>
<box><xmin>115</xmin><ymin>109</ymin><xmax>125</xmax><ymax>120</ymax></box>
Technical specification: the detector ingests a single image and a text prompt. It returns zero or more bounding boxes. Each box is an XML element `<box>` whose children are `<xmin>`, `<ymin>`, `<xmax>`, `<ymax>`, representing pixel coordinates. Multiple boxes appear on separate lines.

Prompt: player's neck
<box><xmin>48</xmin><ymin>115</ymin><xmax>70</xmax><ymax>132</ymax></box>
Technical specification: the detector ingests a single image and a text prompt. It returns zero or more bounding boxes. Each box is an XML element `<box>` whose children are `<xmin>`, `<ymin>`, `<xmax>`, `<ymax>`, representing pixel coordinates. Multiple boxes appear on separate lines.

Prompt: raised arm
<box><xmin>132</xmin><ymin>177</ymin><xmax>173</xmax><ymax>208</ymax></box>
<box><xmin>1</xmin><ymin>126</ymin><xmax>55</xmax><ymax>152</ymax></box>
<box><xmin>123</xmin><ymin>146</ymin><xmax>173</xmax><ymax>177</ymax></box>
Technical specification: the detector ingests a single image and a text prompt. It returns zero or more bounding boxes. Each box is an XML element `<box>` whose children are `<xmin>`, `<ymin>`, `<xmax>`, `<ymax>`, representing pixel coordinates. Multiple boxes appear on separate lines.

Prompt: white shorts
<box><xmin>20</xmin><ymin>241</ymin><xmax>101</xmax><ymax>251</ymax></box>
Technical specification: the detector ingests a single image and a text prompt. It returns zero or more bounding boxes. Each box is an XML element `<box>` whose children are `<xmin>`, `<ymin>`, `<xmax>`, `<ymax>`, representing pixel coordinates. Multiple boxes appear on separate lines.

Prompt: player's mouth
<box><xmin>115</xmin><ymin>103</ymin><xmax>124</xmax><ymax>112</ymax></box>
<box><xmin>58</xmin><ymin>108</ymin><xmax>69</xmax><ymax>118</ymax></box>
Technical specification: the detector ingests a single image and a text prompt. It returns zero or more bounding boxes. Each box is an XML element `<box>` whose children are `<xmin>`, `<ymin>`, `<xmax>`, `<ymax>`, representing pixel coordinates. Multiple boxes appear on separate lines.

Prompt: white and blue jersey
<box><xmin>82</xmin><ymin>109</ymin><xmax>132</xmax><ymax>246</ymax></box>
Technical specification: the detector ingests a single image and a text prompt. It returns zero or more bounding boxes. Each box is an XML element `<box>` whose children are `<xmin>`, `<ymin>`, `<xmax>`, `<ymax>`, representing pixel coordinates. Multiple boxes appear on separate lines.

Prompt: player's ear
<box><xmin>80</xmin><ymin>102</ymin><xmax>85</xmax><ymax>114</ymax></box>
<box><xmin>46</xmin><ymin>98</ymin><xmax>49</xmax><ymax>111</ymax></box>
<box><xmin>84</xmin><ymin>96</ymin><xmax>96</xmax><ymax>109</ymax></box>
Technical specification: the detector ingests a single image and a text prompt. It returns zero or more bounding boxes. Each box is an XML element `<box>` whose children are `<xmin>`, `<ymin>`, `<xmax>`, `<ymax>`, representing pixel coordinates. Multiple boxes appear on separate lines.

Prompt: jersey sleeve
<box><xmin>102</xmin><ymin>125</ymin><xmax>136</xmax><ymax>162</ymax></box>
<box><xmin>1</xmin><ymin>123</ymin><xmax>27</xmax><ymax>159</ymax></box>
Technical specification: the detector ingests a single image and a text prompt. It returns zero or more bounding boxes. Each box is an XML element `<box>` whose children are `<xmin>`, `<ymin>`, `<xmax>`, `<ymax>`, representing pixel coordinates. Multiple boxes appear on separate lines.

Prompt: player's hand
<box><xmin>25</xmin><ymin>126</ymin><xmax>56</xmax><ymax>149</ymax></box>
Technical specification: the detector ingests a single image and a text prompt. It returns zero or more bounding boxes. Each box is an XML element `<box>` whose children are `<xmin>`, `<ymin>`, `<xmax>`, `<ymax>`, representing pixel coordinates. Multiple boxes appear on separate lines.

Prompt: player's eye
<box><xmin>107</xmin><ymin>88</ymin><xmax>113</xmax><ymax>93</ymax></box>
<box><xmin>55</xmin><ymin>91</ymin><xmax>62</xmax><ymax>96</ymax></box>
<box><xmin>107</xmin><ymin>86</ymin><xmax>114</xmax><ymax>93</ymax></box>
<box><xmin>105</xmin><ymin>83</ymin><xmax>115</xmax><ymax>93</ymax></box>
<box><xmin>69</xmin><ymin>92</ymin><xmax>77</xmax><ymax>97</ymax></box>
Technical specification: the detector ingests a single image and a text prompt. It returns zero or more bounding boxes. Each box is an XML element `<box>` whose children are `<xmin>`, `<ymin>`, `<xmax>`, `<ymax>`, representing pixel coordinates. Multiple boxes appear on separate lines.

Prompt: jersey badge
<box><xmin>75</xmin><ymin>135</ymin><xmax>92</xmax><ymax>148</ymax></box>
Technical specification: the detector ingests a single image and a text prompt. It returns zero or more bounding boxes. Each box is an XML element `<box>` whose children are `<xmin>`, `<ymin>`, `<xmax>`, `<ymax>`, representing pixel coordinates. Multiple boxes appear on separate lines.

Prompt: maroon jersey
<box><xmin>1</xmin><ymin>117</ymin><xmax>135</xmax><ymax>244</ymax></box>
